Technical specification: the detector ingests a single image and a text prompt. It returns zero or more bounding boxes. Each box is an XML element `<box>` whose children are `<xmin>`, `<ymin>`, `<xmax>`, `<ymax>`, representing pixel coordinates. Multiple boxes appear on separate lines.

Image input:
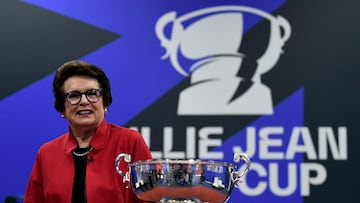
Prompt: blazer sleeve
<box><xmin>24</xmin><ymin>150</ymin><xmax>46</xmax><ymax>203</ymax></box>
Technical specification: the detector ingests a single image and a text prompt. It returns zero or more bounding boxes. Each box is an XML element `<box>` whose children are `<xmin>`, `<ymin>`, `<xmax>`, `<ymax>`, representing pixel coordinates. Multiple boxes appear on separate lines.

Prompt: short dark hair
<box><xmin>52</xmin><ymin>60</ymin><xmax>112</xmax><ymax>112</ymax></box>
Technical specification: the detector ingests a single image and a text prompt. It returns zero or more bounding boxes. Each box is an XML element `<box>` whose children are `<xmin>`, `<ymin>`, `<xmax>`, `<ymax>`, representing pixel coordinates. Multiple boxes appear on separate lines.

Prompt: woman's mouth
<box><xmin>77</xmin><ymin>110</ymin><xmax>93</xmax><ymax>115</ymax></box>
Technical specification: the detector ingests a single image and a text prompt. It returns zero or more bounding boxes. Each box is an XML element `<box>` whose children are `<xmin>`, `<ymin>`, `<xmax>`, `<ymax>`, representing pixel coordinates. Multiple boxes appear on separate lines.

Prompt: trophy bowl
<box><xmin>115</xmin><ymin>153</ymin><xmax>250</xmax><ymax>203</ymax></box>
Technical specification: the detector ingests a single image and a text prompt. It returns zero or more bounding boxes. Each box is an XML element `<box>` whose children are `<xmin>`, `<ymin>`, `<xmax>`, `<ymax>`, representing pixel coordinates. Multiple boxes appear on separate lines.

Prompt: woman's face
<box><xmin>62</xmin><ymin>76</ymin><xmax>105</xmax><ymax>130</ymax></box>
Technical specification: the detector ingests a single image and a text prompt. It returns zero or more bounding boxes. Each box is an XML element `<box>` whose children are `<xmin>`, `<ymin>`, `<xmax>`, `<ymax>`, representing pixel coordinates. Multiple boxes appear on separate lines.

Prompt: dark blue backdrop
<box><xmin>0</xmin><ymin>0</ymin><xmax>358</xmax><ymax>202</ymax></box>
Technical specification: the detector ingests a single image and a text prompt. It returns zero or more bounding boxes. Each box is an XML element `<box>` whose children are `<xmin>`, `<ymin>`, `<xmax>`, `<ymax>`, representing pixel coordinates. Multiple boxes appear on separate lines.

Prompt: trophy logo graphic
<box><xmin>155</xmin><ymin>6</ymin><xmax>291</xmax><ymax>115</ymax></box>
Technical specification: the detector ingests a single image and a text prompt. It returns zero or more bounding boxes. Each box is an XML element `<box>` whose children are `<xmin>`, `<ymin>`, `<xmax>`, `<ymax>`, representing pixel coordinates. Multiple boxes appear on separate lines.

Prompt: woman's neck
<box><xmin>71</xmin><ymin>127</ymin><xmax>97</xmax><ymax>148</ymax></box>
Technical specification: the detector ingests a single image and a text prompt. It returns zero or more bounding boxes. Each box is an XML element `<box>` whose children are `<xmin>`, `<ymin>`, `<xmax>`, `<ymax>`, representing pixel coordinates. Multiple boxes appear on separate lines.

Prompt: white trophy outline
<box><xmin>156</xmin><ymin>6</ymin><xmax>291</xmax><ymax>115</ymax></box>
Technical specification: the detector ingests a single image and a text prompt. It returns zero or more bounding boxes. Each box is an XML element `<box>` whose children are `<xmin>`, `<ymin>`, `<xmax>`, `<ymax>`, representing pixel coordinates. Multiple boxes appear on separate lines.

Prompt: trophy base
<box><xmin>137</xmin><ymin>185</ymin><xmax>227</xmax><ymax>203</ymax></box>
<box><xmin>159</xmin><ymin>198</ymin><xmax>205</xmax><ymax>203</ymax></box>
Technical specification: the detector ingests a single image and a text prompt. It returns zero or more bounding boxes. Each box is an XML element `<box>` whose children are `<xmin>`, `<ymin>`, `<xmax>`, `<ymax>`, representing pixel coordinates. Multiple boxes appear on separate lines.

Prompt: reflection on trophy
<box><xmin>155</xmin><ymin>6</ymin><xmax>291</xmax><ymax>115</ymax></box>
<box><xmin>115</xmin><ymin>153</ymin><xmax>250</xmax><ymax>203</ymax></box>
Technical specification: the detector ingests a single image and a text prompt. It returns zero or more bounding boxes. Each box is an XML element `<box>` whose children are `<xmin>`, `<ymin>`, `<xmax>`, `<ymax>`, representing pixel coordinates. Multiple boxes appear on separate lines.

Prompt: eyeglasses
<box><xmin>64</xmin><ymin>88</ymin><xmax>103</xmax><ymax>105</ymax></box>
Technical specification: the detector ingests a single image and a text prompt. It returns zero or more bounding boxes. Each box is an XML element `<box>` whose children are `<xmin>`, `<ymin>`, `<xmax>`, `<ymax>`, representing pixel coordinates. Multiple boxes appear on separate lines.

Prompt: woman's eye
<box><xmin>69</xmin><ymin>92</ymin><xmax>80</xmax><ymax>98</ymax></box>
<box><xmin>87</xmin><ymin>90</ymin><xmax>97</xmax><ymax>96</ymax></box>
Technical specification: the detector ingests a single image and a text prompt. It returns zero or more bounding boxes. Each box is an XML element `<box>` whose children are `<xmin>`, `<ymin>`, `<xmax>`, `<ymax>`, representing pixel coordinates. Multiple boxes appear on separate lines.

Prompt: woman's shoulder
<box><xmin>106</xmin><ymin>122</ymin><xmax>152</xmax><ymax>160</ymax></box>
<box><xmin>38</xmin><ymin>133</ymin><xmax>68</xmax><ymax>152</ymax></box>
<box><xmin>108</xmin><ymin>122</ymin><xmax>142</xmax><ymax>138</ymax></box>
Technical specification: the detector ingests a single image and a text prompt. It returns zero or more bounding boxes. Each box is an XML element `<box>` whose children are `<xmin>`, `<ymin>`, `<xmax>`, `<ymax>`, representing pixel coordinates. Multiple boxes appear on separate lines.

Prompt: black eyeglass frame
<box><xmin>64</xmin><ymin>88</ymin><xmax>103</xmax><ymax>105</ymax></box>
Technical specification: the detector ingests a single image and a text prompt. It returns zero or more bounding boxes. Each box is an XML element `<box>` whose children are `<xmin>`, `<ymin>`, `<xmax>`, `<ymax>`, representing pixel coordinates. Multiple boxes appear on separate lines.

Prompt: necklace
<box><xmin>72</xmin><ymin>147</ymin><xmax>93</xmax><ymax>157</ymax></box>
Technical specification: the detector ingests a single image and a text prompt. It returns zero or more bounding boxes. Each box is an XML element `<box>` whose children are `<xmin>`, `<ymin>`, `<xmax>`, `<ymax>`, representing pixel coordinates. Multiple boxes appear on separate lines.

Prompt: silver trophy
<box><xmin>115</xmin><ymin>153</ymin><xmax>250</xmax><ymax>203</ymax></box>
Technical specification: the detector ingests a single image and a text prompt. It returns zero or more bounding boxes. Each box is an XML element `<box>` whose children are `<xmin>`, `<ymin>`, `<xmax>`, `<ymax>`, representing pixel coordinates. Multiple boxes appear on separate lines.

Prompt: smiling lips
<box><xmin>77</xmin><ymin>110</ymin><xmax>93</xmax><ymax>115</ymax></box>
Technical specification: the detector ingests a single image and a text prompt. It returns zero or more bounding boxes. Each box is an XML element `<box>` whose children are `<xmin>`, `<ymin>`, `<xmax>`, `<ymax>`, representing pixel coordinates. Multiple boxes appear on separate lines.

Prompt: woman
<box><xmin>24</xmin><ymin>60</ymin><xmax>152</xmax><ymax>203</ymax></box>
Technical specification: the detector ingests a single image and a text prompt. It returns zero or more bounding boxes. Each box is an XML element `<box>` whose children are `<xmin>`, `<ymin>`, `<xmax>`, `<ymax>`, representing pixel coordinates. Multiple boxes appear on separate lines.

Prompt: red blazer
<box><xmin>24</xmin><ymin>119</ymin><xmax>152</xmax><ymax>203</ymax></box>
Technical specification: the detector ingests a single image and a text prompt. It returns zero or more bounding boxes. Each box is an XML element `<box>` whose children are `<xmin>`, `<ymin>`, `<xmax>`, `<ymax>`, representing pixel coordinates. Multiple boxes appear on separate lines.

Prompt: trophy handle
<box><xmin>232</xmin><ymin>153</ymin><xmax>251</xmax><ymax>187</ymax></box>
<box><xmin>115</xmin><ymin>153</ymin><xmax>132</xmax><ymax>185</ymax></box>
